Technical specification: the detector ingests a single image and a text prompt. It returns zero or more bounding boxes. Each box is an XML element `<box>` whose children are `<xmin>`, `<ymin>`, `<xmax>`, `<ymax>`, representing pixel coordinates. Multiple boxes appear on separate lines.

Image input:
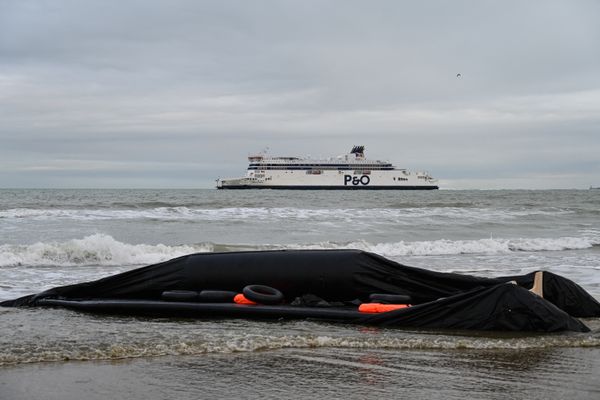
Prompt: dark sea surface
<box><xmin>1</xmin><ymin>189</ymin><xmax>599</xmax><ymax>399</ymax></box>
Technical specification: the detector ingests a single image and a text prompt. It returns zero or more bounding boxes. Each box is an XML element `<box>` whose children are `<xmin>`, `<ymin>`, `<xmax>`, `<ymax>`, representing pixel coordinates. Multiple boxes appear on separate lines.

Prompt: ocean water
<box><xmin>1</xmin><ymin>189</ymin><xmax>599</xmax><ymax>399</ymax></box>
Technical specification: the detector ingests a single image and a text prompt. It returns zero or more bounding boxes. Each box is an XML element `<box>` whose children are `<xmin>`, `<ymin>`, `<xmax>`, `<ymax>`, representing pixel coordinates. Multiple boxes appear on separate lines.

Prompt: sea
<box><xmin>1</xmin><ymin>188</ymin><xmax>599</xmax><ymax>399</ymax></box>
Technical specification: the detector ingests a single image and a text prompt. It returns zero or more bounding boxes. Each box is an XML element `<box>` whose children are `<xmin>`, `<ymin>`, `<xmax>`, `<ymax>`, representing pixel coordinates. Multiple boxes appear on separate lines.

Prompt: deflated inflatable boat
<box><xmin>2</xmin><ymin>250</ymin><xmax>599</xmax><ymax>332</ymax></box>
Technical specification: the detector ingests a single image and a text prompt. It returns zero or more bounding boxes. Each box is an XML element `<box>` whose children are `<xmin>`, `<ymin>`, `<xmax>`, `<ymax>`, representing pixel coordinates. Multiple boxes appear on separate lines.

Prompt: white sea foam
<box><xmin>0</xmin><ymin>206</ymin><xmax>575</xmax><ymax>222</ymax></box>
<box><xmin>1</xmin><ymin>330</ymin><xmax>599</xmax><ymax>366</ymax></box>
<box><xmin>0</xmin><ymin>234</ymin><xmax>213</xmax><ymax>267</ymax></box>
<box><xmin>1</xmin><ymin>234</ymin><xmax>597</xmax><ymax>268</ymax></box>
<box><xmin>272</xmin><ymin>235</ymin><xmax>600</xmax><ymax>257</ymax></box>
<box><xmin>367</xmin><ymin>236</ymin><xmax>599</xmax><ymax>256</ymax></box>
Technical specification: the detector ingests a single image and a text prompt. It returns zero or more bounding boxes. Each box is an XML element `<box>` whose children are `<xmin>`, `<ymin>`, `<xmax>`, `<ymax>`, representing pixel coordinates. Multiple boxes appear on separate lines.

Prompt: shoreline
<box><xmin>2</xmin><ymin>347</ymin><xmax>600</xmax><ymax>400</ymax></box>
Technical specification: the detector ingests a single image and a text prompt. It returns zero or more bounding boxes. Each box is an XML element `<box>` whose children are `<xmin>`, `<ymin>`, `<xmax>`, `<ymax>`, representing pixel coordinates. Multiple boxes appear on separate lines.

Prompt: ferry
<box><xmin>216</xmin><ymin>146</ymin><xmax>439</xmax><ymax>189</ymax></box>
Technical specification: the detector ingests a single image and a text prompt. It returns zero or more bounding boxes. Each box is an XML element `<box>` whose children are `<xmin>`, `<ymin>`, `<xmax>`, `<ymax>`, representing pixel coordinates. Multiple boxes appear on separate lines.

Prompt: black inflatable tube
<box><xmin>369</xmin><ymin>293</ymin><xmax>412</xmax><ymax>304</ymax></box>
<box><xmin>198</xmin><ymin>290</ymin><xmax>237</xmax><ymax>303</ymax></box>
<box><xmin>243</xmin><ymin>285</ymin><xmax>284</xmax><ymax>305</ymax></box>
<box><xmin>34</xmin><ymin>284</ymin><xmax>592</xmax><ymax>332</ymax></box>
<box><xmin>37</xmin><ymin>298</ymin><xmax>367</xmax><ymax>321</ymax></box>
<box><xmin>161</xmin><ymin>290</ymin><xmax>199</xmax><ymax>302</ymax></box>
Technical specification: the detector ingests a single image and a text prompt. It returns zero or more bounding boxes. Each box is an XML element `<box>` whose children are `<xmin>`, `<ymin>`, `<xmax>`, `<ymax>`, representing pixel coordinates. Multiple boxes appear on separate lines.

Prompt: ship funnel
<box><xmin>350</xmin><ymin>145</ymin><xmax>365</xmax><ymax>158</ymax></box>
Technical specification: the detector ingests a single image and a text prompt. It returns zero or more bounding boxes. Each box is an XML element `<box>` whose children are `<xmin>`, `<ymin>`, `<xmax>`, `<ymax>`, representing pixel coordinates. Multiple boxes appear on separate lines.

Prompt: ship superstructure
<box><xmin>216</xmin><ymin>146</ymin><xmax>438</xmax><ymax>189</ymax></box>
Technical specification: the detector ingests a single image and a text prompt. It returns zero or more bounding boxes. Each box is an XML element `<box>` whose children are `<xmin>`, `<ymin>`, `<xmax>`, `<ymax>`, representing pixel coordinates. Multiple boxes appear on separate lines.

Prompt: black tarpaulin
<box><xmin>2</xmin><ymin>250</ymin><xmax>599</xmax><ymax>332</ymax></box>
<box><xmin>360</xmin><ymin>283</ymin><xmax>590</xmax><ymax>332</ymax></box>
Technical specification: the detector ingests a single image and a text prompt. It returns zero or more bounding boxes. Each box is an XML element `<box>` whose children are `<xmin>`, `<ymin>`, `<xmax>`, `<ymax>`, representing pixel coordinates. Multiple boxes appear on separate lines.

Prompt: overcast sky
<box><xmin>1</xmin><ymin>0</ymin><xmax>599</xmax><ymax>189</ymax></box>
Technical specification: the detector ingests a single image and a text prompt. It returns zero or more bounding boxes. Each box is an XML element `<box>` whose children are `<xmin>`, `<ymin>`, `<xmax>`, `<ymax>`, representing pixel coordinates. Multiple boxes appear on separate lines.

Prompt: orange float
<box><xmin>358</xmin><ymin>303</ymin><xmax>410</xmax><ymax>313</ymax></box>
<box><xmin>233</xmin><ymin>293</ymin><xmax>257</xmax><ymax>305</ymax></box>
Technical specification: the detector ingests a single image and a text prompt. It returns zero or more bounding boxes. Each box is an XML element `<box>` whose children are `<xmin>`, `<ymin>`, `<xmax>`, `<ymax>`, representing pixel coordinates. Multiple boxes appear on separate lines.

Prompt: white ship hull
<box><xmin>217</xmin><ymin>169</ymin><xmax>438</xmax><ymax>189</ymax></box>
<box><xmin>216</xmin><ymin>146</ymin><xmax>438</xmax><ymax>190</ymax></box>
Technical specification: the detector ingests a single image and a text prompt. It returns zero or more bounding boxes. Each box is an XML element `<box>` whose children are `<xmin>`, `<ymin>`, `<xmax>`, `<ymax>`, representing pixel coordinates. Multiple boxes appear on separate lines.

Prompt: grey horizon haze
<box><xmin>1</xmin><ymin>0</ymin><xmax>599</xmax><ymax>189</ymax></box>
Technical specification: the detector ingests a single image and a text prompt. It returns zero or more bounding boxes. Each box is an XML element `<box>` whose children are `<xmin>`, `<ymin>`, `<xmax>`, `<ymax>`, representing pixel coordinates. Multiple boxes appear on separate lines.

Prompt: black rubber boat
<box><xmin>3</xmin><ymin>250</ymin><xmax>599</xmax><ymax>332</ymax></box>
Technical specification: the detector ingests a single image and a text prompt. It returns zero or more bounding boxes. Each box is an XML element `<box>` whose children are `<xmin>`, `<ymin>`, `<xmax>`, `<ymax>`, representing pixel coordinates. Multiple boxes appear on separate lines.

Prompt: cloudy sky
<box><xmin>1</xmin><ymin>0</ymin><xmax>599</xmax><ymax>189</ymax></box>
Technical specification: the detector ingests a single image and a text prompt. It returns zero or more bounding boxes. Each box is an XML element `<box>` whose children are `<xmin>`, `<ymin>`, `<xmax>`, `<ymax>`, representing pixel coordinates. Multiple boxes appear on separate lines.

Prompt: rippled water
<box><xmin>1</xmin><ymin>189</ymin><xmax>599</xmax><ymax>398</ymax></box>
<box><xmin>2</xmin><ymin>307</ymin><xmax>600</xmax><ymax>366</ymax></box>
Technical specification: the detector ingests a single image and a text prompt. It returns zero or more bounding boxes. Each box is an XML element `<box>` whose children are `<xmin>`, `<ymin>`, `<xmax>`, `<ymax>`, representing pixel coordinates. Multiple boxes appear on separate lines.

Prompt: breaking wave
<box><xmin>0</xmin><ymin>234</ymin><xmax>213</xmax><ymax>267</ymax></box>
<box><xmin>1</xmin><ymin>233</ymin><xmax>598</xmax><ymax>268</ymax></box>
<box><xmin>300</xmin><ymin>236</ymin><xmax>600</xmax><ymax>256</ymax></box>
<box><xmin>0</xmin><ymin>206</ymin><xmax>576</xmax><ymax>222</ymax></box>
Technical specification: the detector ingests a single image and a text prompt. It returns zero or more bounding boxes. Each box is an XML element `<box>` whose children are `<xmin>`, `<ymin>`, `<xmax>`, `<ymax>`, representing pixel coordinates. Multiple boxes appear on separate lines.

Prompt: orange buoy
<box><xmin>234</xmin><ymin>293</ymin><xmax>257</xmax><ymax>305</ymax></box>
<box><xmin>358</xmin><ymin>303</ymin><xmax>410</xmax><ymax>313</ymax></box>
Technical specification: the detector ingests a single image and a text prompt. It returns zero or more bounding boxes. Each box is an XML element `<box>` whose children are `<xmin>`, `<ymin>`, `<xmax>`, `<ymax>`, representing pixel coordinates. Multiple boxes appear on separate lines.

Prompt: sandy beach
<box><xmin>3</xmin><ymin>346</ymin><xmax>600</xmax><ymax>400</ymax></box>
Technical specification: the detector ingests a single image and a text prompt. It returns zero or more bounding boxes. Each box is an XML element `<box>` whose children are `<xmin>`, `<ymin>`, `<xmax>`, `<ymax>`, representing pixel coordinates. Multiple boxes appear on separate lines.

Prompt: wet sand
<box><xmin>2</xmin><ymin>347</ymin><xmax>599</xmax><ymax>400</ymax></box>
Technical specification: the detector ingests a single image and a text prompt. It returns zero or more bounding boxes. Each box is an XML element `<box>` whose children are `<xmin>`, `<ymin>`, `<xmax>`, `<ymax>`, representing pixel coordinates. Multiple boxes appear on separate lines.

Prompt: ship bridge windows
<box><xmin>248</xmin><ymin>163</ymin><xmax>394</xmax><ymax>171</ymax></box>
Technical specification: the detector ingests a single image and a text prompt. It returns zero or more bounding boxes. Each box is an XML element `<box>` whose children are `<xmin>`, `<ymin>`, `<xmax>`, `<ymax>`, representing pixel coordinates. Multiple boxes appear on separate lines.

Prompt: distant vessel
<box><xmin>590</xmin><ymin>186</ymin><xmax>600</xmax><ymax>190</ymax></box>
<box><xmin>216</xmin><ymin>146</ymin><xmax>439</xmax><ymax>189</ymax></box>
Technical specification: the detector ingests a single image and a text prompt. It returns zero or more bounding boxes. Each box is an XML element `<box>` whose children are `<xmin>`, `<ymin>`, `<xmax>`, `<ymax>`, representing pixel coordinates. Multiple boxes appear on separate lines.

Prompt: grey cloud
<box><xmin>0</xmin><ymin>0</ymin><xmax>599</xmax><ymax>188</ymax></box>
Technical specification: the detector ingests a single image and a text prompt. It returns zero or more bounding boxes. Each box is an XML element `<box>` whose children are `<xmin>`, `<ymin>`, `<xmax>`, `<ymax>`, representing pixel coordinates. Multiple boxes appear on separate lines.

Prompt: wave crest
<box><xmin>0</xmin><ymin>206</ymin><xmax>576</xmax><ymax>222</ymax></box>
<box><xmin>0</xmin><ymin>234</ymin><xmax>212</xmax><ymax>267</ymax></box>
<box><xmin>2</xmin><ymin>331</ymin><xmax>599</xmax><ymax>366</ymax></box>
<box><xmin>270</xmin><ymin>235</ymin><xmax>600</xmax><ymax>256</ymax></box>
<box><xmin>1</xmin><ymin>233</ymin><xmax>598</xmax><ymax>268</ymax></box>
